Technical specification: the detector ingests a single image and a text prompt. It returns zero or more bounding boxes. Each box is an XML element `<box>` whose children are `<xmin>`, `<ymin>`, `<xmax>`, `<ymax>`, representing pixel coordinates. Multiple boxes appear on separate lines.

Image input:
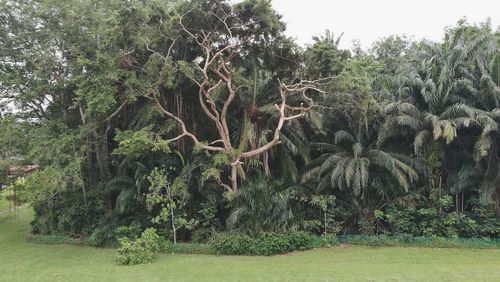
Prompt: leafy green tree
<box><xmin>146</xmin><ymin>167</ymin><xmax>198</xmax><ymax>244</ymax></box>
<box><xmin>370</xmin><ymin>35</ymin><xmax>411</xmax><ymax>74</ymax></box>
<box><xmin>138</xmin><ymin>2</ymin><xmax>324</xmax><ymax>191</ymax></box>
<box><xmin>310</xmin><ymin>194</ymin><xmax>336</xmax><ymax>236</ymax></box>
<box><xmin>0</xmin><ymin>116</ymin><xmax>28</xmax><ymax>189</ymax></box>
<box><xmin>303</xmin><ymin>30</ymin><xmax>351</xmax><ymax>79</ymax></box>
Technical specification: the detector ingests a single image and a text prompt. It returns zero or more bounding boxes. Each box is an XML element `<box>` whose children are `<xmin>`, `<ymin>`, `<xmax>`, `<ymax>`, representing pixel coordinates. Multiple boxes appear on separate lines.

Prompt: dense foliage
<box><xmin>116</xmin><ymin>227</ymin><xmax>162</xmax><ymax>265</ymax></box>
<box><xmin>210</xmin><ymin>231</ymin><xmax>333</xmax><ymax>256</ymax></box>
<box><xmin>0</xmin><ymin>0</ymin><xmax>499</xmax><ymax>255</ymax></box>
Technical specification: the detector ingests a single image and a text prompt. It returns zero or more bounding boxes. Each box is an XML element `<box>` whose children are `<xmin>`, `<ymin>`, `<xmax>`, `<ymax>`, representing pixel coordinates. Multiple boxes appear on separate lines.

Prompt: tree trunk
<box><xmin>438</xmin><ymin>174</ymin><xmax>442</xmax><ymax>214</ymax></box>
<box><xmin>263</xmin><ymin>150</ymin><xmax>270</xmax><ymax>177</ymax></box>
<box><xmin>231</xmin><ymin>164</ymin><xmax>238</xmax><ymax>191</ymax></box>
<box><xmin>324</xmin><ymin>210</ymin><xmax>327</xmax><ymax>236</ymax></box>
<box><xmin>191</xmin><ymin>100</ymin><xmax>197</xmax><ymax>134</ymax></box>
<box><xmin>493</xmin><ymin>189</ymin><xmax>500</xmax><ymax>214</ymax></box>
<box><xmin>461</xmin><ymin>191</ymin><xmax>464</xmax><ymax>213</ymax></box>
<box><xmin>176</xmin><ymin>94</ymin><xmax>185</xmax><ymax>154</ymax></box>
<box><xmin>94</xmin><ymin>130</ymin><xmax>111</xmax><ymax>181</ymax></box>
<box><xmin>82</xmin><ymin>187</ymin><xmax>87</xmax><ymax>207</ymax></box>
<box><xmin>171</xmin><ymin>208</ymin><xmax>177</xmax><ymax>244</ymax></box>
<box><xmin>13</xmin><ymin>184</ymin><xmax>16</xmax><ymax>211</ymax></box>
<box><xmin>94</xmin><ymin>138</ymin><xmax>105</xmax><ymax>179</ymax></box>
<box><xmin>81</xmin><ymin>168</ymin><xmax>87</xmax><ymax>207</ymax></box>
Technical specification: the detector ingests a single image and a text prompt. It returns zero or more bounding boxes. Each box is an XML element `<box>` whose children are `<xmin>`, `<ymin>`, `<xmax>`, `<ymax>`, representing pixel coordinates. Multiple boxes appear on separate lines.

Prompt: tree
<box><xmin>378</xmin><ymin>22</ymin><xmax>500</xmax><ymax>213</ymax></box>
<box><xmin>142</xmin><ymin>7</ymin><xmax>324</xmax><ymax>191</ymax></box>
<box><xmin>305</xmin><ymin>129</ymin><xmax>418</xmax><ymax>197</ymax></box>
<box><xmin>146</xmin><ymin>167</ymin><xmax>198</xmax><ymax>244</ymax></box>
<box><xmin>370</xmin><ymin>35</ymin><xmax>411</xmax><ymax>74</ymax></box>
<box><xmin>0</xmin><ymin>116</ymin><xmax>27</xmax><ymax>190</ymax></box>
<box><xmin>303</xmin><ymin>30</ymin><xmax>351</xmax><ymax>79</ymax></box>
<box><xmin>226</xmin><ymin>177</ymin><xmax>293</xmax><ymax>235</ymax></box>
<box><xmin>310</xmin><ymin>194</ymin><xmax>336</xmax><ymax>236</ymax></box>
<box><xmin>303</xmin><ymin>128</ymin><xmax>419</xmax><ymax>234</ymax></box>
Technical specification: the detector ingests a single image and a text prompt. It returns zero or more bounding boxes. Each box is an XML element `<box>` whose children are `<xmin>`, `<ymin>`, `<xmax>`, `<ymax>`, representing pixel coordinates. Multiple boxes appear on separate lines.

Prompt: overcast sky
<box><xmin>267</xmin><ymin>0</ymin><xmax>500</xmax><ymax>50</ymax></box>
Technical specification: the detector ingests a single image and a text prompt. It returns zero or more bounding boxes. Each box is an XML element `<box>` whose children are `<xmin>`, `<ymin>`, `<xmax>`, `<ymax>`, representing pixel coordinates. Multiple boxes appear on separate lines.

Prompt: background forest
<box><xmin>1</xmin><ymin>0</ymin><xmax>499</xmax><ymax>250</ymax></box>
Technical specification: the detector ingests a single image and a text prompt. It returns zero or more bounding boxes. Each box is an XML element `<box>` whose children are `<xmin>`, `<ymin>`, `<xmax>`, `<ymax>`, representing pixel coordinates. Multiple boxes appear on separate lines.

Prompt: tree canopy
<box><xmin>0</xmin><ymin>0</ymin><xmax>498</xmax><ymax>242</ymax></box>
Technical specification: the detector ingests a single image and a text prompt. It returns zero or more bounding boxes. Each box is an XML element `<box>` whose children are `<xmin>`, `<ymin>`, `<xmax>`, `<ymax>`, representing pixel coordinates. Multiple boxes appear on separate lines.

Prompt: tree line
<box><xmin>0</xmin><ymin>0</ymin><xmax>499</xmax><ymax>243</ymax></box>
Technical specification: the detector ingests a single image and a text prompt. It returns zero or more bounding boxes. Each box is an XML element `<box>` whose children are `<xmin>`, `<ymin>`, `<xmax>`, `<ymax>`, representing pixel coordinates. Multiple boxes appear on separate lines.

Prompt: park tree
<box><xmin>146</xmin><ymin>167</ymin><xmax>198</xmax><ymax>244</ymax></box>
<box><xmin>136</xmin><ymin>1</ymin><xmax>325</xmax><ymax>191</ymax></box>
<box><xmin>303</xmin><ymin>30</ymin><xmax>351</xmax><ymax>79</ymax></box>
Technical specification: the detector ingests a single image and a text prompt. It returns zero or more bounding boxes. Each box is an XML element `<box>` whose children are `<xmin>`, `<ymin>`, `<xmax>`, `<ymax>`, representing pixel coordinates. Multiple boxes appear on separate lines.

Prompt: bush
<box><xmin>255</xmin><ymin>233</ymin><xmax>293</xmax><ymax>255</ymax></box>
<box><xmin>287</xmin><ymin>231</ymin><xmax>316</xmax><ymax>250</ymax></box>
<box><xmin>116</xmin><ymin>228</ymin><xmax>161</xmax><ymax>265</ymax></box>
<box><xmin>210</xmin><ymin>233</ymin><xmax>257</xmax><ymax>255</ymax></box>
<box><xmin>56</xmin><ymin>205</ymin><xmax>90</xmax><ymax>234</ymax></box>
<box><xmin>88</xmin><ymin>226</ymin><xmax>116</xmax><ymax>247</ymax></box>
<box><xmin>114</xmin><ymin>221</ymin><xmax>142</xmax><ymax>240</ymax></box>
<box><xmin>210</xmin><ymin>231</ymin><xmax>322</xmax><ymax>256</ymax></box>
<box><xmin>190</xmin><ymin>228</ymin><xmax>213</xmax><ymax>243</ymax></box>
<box><xmin>116</xmin><ymin>237</ymin><xmax>154</xmax><ymax>265</ymax></box>
<box><xmin>312</xmin><ymin>234</ymin><xmax>337</xmax><ymax>248</ymax></box>
<box><xmin>140</xmin><ymin>228</ymin><xmax>162</xmax><ymax>252</ymax></box>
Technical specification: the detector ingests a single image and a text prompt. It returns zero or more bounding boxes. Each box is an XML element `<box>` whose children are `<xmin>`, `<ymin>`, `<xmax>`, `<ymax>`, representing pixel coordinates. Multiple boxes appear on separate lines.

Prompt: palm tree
<box><xmin>302</xmin><ymin>127</ymin><xmax>419</xmax><ymax>234</ymax></box>
<box><xmin>474</xmin><ymin>55</ymin><xmax>500</xmax><ymax>212</ymax></box>
<box><xmin>378</xmin><ymin>101</ymin><xmax>483</xmax><ymax>155</ymax></box>
<box><xmin>106</xmin><ymin>158</ymin><xmax>150</xmax><ymax>215</ymax></box>
<box><xmin>378</xmin><ymin>26</ymin><xmax>500</xmax><ymax>212</ymax></box>
<box><xmin>226</xmin><ymin>177</ymin><xmax>293</xmax><ymax>236</ymax></box>
<box><xmin>304</xmin><ymin>129</ymin><xmax>418</xmax><ymax>199</ymax></box>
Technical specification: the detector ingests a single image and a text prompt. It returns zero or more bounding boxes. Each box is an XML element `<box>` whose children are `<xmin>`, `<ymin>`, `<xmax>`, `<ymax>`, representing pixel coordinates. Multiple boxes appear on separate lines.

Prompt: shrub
<box><xmin>190</xmin><ymin>228</ymin><xmax>213</xmax><ymax>243</ymax></box>
<box><xmin>114</xmin><ymin>221</ymin><xmax>142</xmax><ymax>240</ymax></box>
<box><xmin>192</xmin><ymin>202</ymin><xmax>220</xmax><ymax>243</ymax></box>
<box><xmin>116</xmin><ymin>237</ymin><xmax>154</xmax><ymax>265</ymax></box>
<box><xmin>116</xmin><ymin>228</ymin><xmax>161</xmax><ymax>265</ymax></box>
<box><xmin>56</xmin><ymin>205</ymin><xmax>89</xmax><ymax>234</ymax></box>
<box><xmin>210</xmin><ymin>231</ymin><xmax>321</xmax><ymax>256</ymax></box>
<box><xmin>287</xmin><ymin>231</ymin><xmax>316</xmax><ymax>250</ymax></box>
<box><xmin>255</xmin><ymin>232</ymin><xmax>293</xmax><ymax>256</ymax></box>
<box><xmin>312</xmin><ymin>234</ymin><xmax>337</xmax><ymax>248</ymax></box>
<box><xmin>140</xmin><ymin>228</ymin><xmax>162</xmax><ymax>252</ymax></box>
<box><xmin>210</xmin><ymin>233</ymin><xmax>257</xmax><ymax>255</ymax></box>
<box><xmin>88</xmin><ymin>226</ymin><xmax>116</xmax><ymax>247</ymax></box>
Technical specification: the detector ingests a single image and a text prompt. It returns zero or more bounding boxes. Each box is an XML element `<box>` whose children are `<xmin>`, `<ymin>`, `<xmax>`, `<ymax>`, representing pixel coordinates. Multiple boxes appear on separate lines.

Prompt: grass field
<box><xmin>1</xmin><ymin>207</ymin><xmax>499</xmax><ymax>281</ymax></box>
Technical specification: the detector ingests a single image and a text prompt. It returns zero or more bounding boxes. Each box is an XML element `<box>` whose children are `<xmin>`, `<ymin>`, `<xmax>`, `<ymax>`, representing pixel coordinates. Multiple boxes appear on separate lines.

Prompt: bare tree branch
<box><xmin>152</xmin><ymin>95</ymin><xmax>224</xmax><ymax>152</ymax></box>
<box><xmin>143</xmin><ymin>12</ymin><xmax>325</xmax><ymax>191</ymax></box>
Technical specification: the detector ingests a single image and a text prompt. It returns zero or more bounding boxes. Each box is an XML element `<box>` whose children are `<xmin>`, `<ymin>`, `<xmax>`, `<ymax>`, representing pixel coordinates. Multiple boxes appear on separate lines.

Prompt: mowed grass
<box><xmin>1</xmin><ymin>208</ymin><xmax>499</xmax><ymax>282</ymax></box>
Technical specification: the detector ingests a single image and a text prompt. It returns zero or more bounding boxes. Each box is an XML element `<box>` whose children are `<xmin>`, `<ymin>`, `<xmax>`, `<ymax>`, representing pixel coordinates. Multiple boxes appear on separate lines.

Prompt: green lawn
<box><xmin>1</xmin><ymin>207</ymin><xmax>499</xmax><ymax>282</ymax></box>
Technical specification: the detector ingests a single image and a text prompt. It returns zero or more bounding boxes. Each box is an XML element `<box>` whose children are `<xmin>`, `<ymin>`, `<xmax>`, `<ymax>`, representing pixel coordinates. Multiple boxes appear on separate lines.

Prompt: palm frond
<box><xmin>334</xmin><ymin>130</ymin><xmax>355</xmax><ymax>145</ymax></box>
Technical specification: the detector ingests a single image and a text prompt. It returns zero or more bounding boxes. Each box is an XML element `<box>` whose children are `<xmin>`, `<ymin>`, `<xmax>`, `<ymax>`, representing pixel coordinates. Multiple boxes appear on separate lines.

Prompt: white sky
<box><xmin>267</xmin><ymin>0</ymin><xmax>500</xmax><ymax>50</ymax></box>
